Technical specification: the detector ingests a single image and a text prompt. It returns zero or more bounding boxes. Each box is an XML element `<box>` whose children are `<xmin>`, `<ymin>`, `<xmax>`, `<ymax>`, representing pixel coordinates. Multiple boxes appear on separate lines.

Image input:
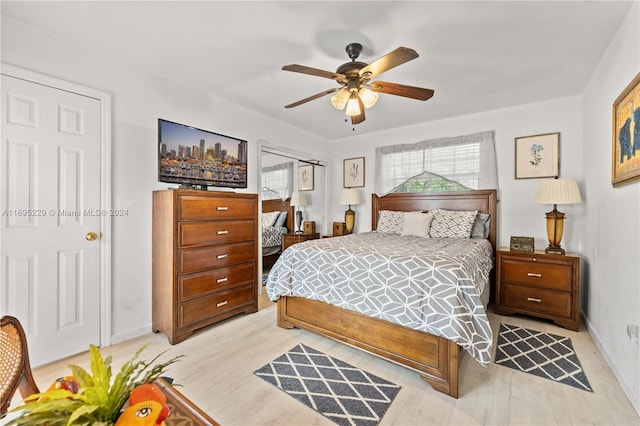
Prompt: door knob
<box><xmin>85</xmin><ymin>232</ymin><xmax>98</xmax><ymax>241</ymax></box>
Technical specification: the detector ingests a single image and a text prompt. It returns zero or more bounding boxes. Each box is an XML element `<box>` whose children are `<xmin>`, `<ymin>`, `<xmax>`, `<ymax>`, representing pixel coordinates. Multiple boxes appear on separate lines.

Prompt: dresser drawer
<box><xmin>178</xmin><ymin>284</ymin><xmax>255</xmax><ymax>329</ymax></box>
<box><xmin>179</xmin><ymin>241</ymin><xmax>254</xmax><ymax>274</ymax></box>
<box><xmin>501</xmin><ymin>258</ymin><xmax>572</xmax><ymax>291</ymax></box>
<box><xmin>500</xmin><ymin>284</ymin><xmax>571</xmax><ymax>318</ymax></box>
<box><xmin>179</xmin><ymin>195</ymin><xmax>255</xmax><ymax>221</ymax></box>
<box><xmin>179</xmin><ymin>220</ymin><xmax>255</xmax><ymax>247</ymax></box>
<box><xmin>178</xmin><ymin>263</ymin><xmax>254</xmax><ymax>301</ymax></box>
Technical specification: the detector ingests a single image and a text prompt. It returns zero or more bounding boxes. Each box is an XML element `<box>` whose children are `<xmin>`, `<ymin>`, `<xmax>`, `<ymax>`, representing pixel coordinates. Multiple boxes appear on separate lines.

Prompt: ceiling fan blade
<box><xmin>284</xmin><ymin>88</ymin><xmax>339</xmax><ymax>108</ymax></box>
<box><xmin>282</xmin><ymin>64</ymin><xmax>346</xmax><ymax>82</ymax></box>
<box><xmin>351</xmin><ymin>97</ymin><xmax>366</xmax><ymax>125</ymax></box>
<box><xmin>369</xmin><ymin>81</ymin><xmax>434</xmax><ymax>101</ymax></box>
<box><xmin>359</xmin><ymin>47</ymin><xmax>419</xmax><ymax>81</ymax></box>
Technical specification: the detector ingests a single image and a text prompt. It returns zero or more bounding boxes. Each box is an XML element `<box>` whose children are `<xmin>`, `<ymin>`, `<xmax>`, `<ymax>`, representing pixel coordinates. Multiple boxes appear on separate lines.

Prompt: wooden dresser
<box><xmin>152</xmin><ymin>189</ymin><xmax>258</xmax><ymax>344</ymax></box>
<box><xmin>495</xmin><ymin>248</ymin><xmax>580</xmax><ymax>331</ymax></box>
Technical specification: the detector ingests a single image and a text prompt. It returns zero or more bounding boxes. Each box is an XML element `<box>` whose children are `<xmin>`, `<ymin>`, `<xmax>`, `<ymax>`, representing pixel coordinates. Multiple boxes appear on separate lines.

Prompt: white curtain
<box><xmin>375</xmin><ymin>130</ymin><xmax>498</xmax><ymax>195</ymax></box>
<box><xmin>261</xmin><ymin>162</ymin><xmax>293</xmax><ymax>200</ymax></box>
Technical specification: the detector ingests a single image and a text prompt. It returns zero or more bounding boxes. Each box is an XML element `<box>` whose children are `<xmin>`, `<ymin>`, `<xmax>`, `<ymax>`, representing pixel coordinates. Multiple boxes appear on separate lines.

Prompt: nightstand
<box><xmin>495</xmin><ymin>248</ymin><xmax>580</xmax><ymax>331</ymax></box>
<box><xmin>282</xmin><ymin>233</ymin><xmax>319</xmax><ymax>251</ymax></box>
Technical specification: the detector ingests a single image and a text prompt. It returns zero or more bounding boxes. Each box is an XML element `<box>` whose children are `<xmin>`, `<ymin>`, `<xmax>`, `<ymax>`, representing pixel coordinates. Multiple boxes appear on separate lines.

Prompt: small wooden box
<box><xmin>510</xmin><ymin>236</ymin><xmax>534</xmax><ymax>252</ymax></box>
<box><xmin>332</xmin><ymin>222</ymin><xmax>346</xmax><ymax>236</ymax></box>
<box><xmin>303</xmin><ymin>221</ymin><xmax>316</xmax><ymax>234</ymax></box>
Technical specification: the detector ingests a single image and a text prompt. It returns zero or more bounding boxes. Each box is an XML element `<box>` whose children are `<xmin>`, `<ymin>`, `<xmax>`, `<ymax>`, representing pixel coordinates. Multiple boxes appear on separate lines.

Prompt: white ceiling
<box><xmin>1</xmin><ymin>1</ymin><xmax>633</xmax><ymax>140</ymax></box>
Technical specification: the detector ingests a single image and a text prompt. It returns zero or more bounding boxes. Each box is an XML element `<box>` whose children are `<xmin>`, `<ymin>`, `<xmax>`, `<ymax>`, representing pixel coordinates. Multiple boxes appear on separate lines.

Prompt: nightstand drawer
<box><xmin>501</xmin><ymin>259</ymin><xmax>572</xmax><ymax>291</ymax></box>
<box><xmin>501</xmin><ymin>284</ymin><xmax>571</xmax><ymax>318</ymax></box>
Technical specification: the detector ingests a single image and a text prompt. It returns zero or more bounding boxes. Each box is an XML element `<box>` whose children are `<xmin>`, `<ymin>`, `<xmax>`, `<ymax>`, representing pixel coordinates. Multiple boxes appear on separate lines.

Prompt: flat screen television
<box><xmin>158</xmin><ymin>119</ymin><xmax>248</xmax><ymax>189</ymax></box>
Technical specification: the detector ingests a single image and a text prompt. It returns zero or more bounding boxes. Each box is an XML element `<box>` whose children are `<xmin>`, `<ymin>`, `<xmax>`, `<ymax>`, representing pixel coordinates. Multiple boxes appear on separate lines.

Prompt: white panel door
<box><xmin>1</xmin><ymin>74</ymin><xmax>102</xmax><ymax>366</ymax></box>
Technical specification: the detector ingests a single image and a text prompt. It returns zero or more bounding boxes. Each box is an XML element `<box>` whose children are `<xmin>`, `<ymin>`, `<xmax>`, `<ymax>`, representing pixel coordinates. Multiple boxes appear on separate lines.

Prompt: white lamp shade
<box><xmin>358</xmin><ymin>87</ymin><xmax>379</xmax><ymax>108</ymax></box>
<box><xmin>339</xmin><ymin>188</ymin><xmax>362</xmax><ymax>206</ymax></box>
<box><xmin>331</xmin><ymin>88</ymin><xmax>350</xmax><ymax>110</ymax></box>
<box><xmin>290</xmin><ymin>191</ymin><xmax>308</xmax><ymax>207</ymax></box>
<box><xmin>345</xmin><ymin>93</ymin><xmax>361</xmax><ymax>117</ymax></box>
<box><xmin>534</xmin><ymin>178</ymin><xmax>582</xmax><ymax>205</ymax></box>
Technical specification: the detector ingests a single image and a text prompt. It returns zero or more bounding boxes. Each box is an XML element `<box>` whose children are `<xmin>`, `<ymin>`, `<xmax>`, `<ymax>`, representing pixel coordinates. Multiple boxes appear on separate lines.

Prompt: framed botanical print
<box><xmin>612</xmin><ymin>72</ymin><xmax>640</xmax><ymax>187</ymax></box>
<box><xmin>343</xmin><ymin>157</ymin><xmax>365</xmax><ymax>188</ymax></box>
<box><xmin>515</xmin><ymin>132</ymin><xmax>560</xmax><ymax>179</ymax></box>
<box><xmin>298</xmin><ymin>164</ymin><xmax>314</xmax><ymax>191</ymax></box>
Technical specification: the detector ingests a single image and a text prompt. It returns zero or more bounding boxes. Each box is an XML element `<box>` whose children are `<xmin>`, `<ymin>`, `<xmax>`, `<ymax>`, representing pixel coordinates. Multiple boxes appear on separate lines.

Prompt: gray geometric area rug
<box><xmin>494</xmin><ymin>323</ymin><xmax>592</xmax><ymax>392</ymax></box>
<box><xmin>254</xmin><ymin>343</ymin><xmax>401</xmax><ymax>426</ymax></box>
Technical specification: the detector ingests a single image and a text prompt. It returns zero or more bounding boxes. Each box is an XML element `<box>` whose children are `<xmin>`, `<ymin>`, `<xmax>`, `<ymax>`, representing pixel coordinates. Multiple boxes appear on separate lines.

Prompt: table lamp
<box><xmin>338</xmin><ymin>188</ymin><xmax>362</xmax><ymax>234</ymax></box>
<box><xmin>534</xmin><ymin>178</ymin><xmax>582</xmax><ymax>255</ymax></box>
<box><xmin>290</xmin><ymin>192</ymin><xmax>308</xmax><ymax>233</ymax></box>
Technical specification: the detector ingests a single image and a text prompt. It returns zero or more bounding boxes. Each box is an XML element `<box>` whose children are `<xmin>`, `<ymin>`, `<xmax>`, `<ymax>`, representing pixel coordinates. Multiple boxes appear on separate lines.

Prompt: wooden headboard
<box><xmin>262</xmin><ymin>197</ymin><xmax>294</xmax><ymax>233</ymax></box>
<box><xmin>371</xmin><ymin>190</ymin><xmax>498</xmax><ymax>253</ymax></box>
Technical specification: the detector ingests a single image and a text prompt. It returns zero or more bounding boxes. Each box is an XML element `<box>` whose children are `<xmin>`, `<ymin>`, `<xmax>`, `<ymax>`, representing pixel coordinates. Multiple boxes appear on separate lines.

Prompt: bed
<box><xmin>261</xmin><ymin>198</ymin><xmax>294</xmax><ymax>269</ymax></box>
<box><xmin>267</xmin><ymin>189</ymin><xmax>497</xmax><ymax>398</ymax></box>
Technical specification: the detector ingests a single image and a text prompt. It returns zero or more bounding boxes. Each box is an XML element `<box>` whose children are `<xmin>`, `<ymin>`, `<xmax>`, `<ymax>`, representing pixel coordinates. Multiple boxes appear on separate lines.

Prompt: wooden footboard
<box><xmin>277</xmin><ymin>296</ymin><xmax>459</xmax><ymax>398</ymax></box>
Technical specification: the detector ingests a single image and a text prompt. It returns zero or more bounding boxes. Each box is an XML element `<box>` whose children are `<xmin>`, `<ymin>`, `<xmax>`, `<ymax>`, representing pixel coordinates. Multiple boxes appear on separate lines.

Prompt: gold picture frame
<box><xmin>514</xmin><ymin>132</ymin><xmax>560</xmax><ymax>179</ymax></box>
<box><xmin>612</xmin><ymin>72</ymin><xmax>640</xmax><ymax>187</ymax></box>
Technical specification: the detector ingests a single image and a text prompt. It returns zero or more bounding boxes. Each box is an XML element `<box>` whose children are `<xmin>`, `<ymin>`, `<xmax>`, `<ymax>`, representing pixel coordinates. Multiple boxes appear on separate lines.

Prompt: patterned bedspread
<box><xmin>266</xmin><ymin>232</ymin><xmax>494</xmax><ymax>366</ymax></box>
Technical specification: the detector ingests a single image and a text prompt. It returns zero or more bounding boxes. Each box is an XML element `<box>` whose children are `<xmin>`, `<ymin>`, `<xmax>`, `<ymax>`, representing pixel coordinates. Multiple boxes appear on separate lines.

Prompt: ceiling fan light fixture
<box><xmin>330</xmin><ymin>88</ymin><xmax>350</xmax><ymax>110</ymax></box>
<box><xmin>345</xmin><ymin>93</ymin><xmax>361</xmax><ymax>116</ymax></box>
<box><xmin>358</xmin><ymin>87</ymin><xmax>379</xmax><ymax>108</ymax></box>
<box><xmin>282</xmin><ymin>43</ymin><xmax>434</xmax><ymax>125</ymax></box>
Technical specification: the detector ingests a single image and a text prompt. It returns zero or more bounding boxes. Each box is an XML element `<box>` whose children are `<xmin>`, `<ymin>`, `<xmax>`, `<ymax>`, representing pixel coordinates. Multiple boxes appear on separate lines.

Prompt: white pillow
<box><xmin>261</xmin><ymin>211</ymin><xmax>280</xmax><ymax>228</ymax></box>
<box><xmin>429</xmin><ymin>209</ymin><xmax>478</xmax><ymax>238</ymax></box>
<box><xmin>401</xmin><ymin>212</ymin><xmax>434</xmax><ymax>238</ymax></box>
<box><xmin>377</xmin><ymin>210</ymin><xmax>405</xmax><ymax>235</ymax></box>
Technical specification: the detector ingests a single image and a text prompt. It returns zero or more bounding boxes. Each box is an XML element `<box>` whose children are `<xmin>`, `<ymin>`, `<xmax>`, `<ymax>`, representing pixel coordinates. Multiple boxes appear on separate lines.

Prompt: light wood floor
<box><xmin>19</xmin><ymin>295</ymin><xmax>640</xmax><ymax>425</ymax></box>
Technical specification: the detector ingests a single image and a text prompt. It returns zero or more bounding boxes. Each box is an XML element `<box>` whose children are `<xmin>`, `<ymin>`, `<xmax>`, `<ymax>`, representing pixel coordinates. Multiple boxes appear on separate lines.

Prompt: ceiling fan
<box><xmin>282</xmin><ymin>42</ymin><xmax>434</xmax><ymax>125</ymax></box>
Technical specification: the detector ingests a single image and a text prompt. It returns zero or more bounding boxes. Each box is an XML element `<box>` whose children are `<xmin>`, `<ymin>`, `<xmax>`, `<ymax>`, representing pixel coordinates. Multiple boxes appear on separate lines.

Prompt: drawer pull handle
<box><xmin>527</xmin><ymin>297</ymin><xmax>542</xmax><ymax>303</ymax></box>
<box><xmin>216</xmin><ymin>277</ymin><xmax>228</xmax><ymax>283</ymax></box>
<box><xmin>216</xmin><ymin>206</ymin><xmax>229</xmax><ymax>211</ymax></box>
<box><xmin>217</xmin><ymin>254</ymin><xmax>228</xmax><ymax>259</ymax></box>
<box><xmin>527</xmin><ymin>273</ymin><xmax>542</xmax><ymax>278</ymax></box>
<box><xmin>216</xmin><ymin>300</ymin><xmax>228</xmax><ymax>308</ymax></box>
<box><xmin>217</xmin><ymin>230</ymin><xmax>229</xmax><ymax>235</ymax></box>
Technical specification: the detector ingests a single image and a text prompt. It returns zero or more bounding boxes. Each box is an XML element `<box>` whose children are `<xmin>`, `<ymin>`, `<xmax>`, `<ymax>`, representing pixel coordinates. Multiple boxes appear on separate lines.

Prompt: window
<box><xmin>261</xmin><ymin>162</ymin><xmax>293</xmax><ymax>200</ymax></box>
<box><xmin>375</xmin><ymin>130</ymin><xmax>497</xmax><ymax>194</ymax></box>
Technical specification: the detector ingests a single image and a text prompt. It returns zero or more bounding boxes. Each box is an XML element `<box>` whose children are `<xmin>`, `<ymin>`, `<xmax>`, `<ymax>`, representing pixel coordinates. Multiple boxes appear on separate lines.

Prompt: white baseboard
<box><xmin>110</xmin><ymin>324</ymin><xmax>152</xmax><ymax>345</ymax></box>
<box><xmin>583</xmin><ymin>313</ymin><xmax>640</xmax><ymax>416</ymax></box>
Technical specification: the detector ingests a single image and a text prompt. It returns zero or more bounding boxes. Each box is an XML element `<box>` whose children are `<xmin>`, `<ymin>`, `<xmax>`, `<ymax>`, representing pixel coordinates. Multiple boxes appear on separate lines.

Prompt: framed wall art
<box><xmin>298</xmin><ymin>164</ymin><xmax>314</xmax><ymax>191</ymax></box>
<box><xmin>515</xmin><ymin>132</ymin><xmax>560</xmax><ymax>179</ymax></box>
<box><xmin>343</xmin><ymin>157</ymin><xmax>365</xmax><ymax>188</ymax></box>
<box><xmin>612</xmin><ymin>71</ymin><xmax>640</xmax><ymax>187</ymax></box>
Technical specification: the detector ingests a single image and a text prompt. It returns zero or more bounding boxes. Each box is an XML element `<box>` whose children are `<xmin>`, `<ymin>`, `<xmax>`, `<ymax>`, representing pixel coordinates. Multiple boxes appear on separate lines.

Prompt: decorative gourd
<box><xmin>115</xmin><ymin>383</ymin><xmax>170</xmax><ymax>426</ymax></box>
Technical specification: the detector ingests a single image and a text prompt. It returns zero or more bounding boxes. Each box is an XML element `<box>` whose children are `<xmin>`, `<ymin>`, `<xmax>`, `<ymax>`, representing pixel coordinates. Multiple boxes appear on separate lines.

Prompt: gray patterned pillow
<box><xmin>377</xmin><ymin>210</ymin><xmax>405</xmax><ymax>235</ymax></box>
<box><xmin>429</xmin><ymin>209</ymin><xmax>478</xmax><ymax>238</ymax></box>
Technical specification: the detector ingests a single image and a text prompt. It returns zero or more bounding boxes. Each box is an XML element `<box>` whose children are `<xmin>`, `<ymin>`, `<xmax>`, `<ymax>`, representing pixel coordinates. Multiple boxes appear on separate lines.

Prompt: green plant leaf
<box><xmin>8</xmin><ymin>344</ymin><xmax>181</xmax><ymax>424</ymax></box>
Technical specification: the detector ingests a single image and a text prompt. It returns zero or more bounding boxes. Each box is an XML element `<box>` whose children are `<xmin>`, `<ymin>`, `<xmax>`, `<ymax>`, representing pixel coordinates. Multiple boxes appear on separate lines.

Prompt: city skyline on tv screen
<box><xmin>158</xmin><ymin>119</ymin><xmax>247</xmax><ymax>188</ymax></box>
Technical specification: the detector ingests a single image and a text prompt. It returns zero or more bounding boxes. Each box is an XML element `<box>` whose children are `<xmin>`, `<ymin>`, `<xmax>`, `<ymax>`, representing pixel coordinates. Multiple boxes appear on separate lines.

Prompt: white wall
<box><xmin>328</xmin><ymin>97</ymin><xmax>585</xmax><ymax>253</ymax></box>
<box><xmin>1</xmin><ymin>17</ymin><xmax>330</xmax><ymax>342</ymax></box>
<box><xmin>582</xmin><ymin>1</ymin><xmax>640</xmax><ymax>413</ymax></box>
